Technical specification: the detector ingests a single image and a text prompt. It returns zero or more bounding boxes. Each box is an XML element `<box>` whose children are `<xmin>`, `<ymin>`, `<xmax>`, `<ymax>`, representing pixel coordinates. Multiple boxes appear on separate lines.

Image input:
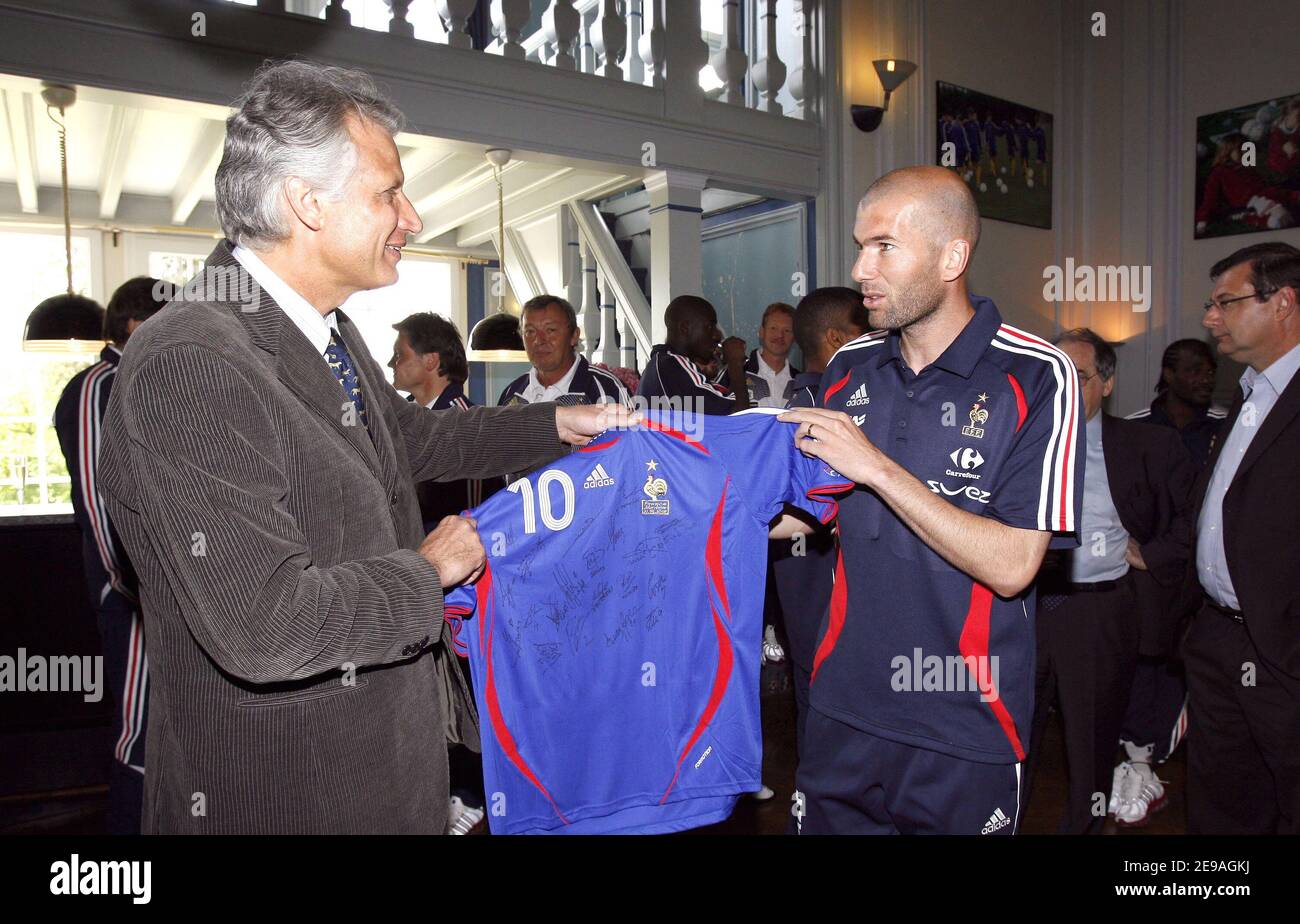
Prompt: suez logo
<box><xmin>927</xmin><ymin>481</ymin><xmax>991</xmax><ymax>504</ymax></box>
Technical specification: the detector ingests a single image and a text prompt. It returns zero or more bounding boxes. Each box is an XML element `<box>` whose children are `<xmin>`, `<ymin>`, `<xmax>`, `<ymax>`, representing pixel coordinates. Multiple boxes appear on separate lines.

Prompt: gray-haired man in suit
<box><xmin>98</xmin><ymin>60</ymin><xmax>632</xmax><ymax>834</ymax></box>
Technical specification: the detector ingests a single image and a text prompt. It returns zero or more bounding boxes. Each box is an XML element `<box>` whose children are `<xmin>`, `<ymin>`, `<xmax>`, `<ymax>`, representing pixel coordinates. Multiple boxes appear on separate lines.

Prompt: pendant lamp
<box><xmin>467</xmin><ymin>148</ymin><xmax>528</xmax><ymax>363</ymax></box>
<box><xmin>23</xmin><ymin>83</ymin><xmax>106</xmax><ymax>353</ymax></box>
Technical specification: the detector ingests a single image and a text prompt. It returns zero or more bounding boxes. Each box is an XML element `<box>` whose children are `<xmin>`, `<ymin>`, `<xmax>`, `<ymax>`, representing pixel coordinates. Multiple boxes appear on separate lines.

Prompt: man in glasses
<box><xmin>1183</xmin><ymin>241</ymin><xmax>1300</xmax><ymax>834</ymax></box>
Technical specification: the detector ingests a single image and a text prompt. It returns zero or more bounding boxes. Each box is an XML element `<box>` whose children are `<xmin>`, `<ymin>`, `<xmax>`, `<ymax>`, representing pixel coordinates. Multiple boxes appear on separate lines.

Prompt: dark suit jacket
<box><xmin>1101</xmin><ymin>414</ymin><xmax>1198</xmax><ymax>656</ymax></box>
<box><xmin>1181</xmin><ymin>374</ymin><xmax>1300</xmax><ymax>683</ymax></box>
<box><xmin>98</xmin><ymin>240</ymin><xmax>563</xmax><ymax>833</ymax></box>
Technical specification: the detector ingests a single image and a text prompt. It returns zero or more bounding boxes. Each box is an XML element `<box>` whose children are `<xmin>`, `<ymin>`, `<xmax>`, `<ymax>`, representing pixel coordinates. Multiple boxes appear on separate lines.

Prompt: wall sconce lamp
<box><xmin>851</xmin><ymin>58</ymin><xmax>918</xmax><ymax>133</ymax></box>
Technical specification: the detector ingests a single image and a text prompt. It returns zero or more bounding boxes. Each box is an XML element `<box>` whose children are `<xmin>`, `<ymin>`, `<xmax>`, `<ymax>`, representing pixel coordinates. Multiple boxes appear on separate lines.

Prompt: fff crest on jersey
<box><xmin>641</xmin><ymin>459</ymin><xmax>670</xmax><ymax>515</ymax></box>
<box><xmin>962</xmin><ymin>392</ymin><xmax>990</xmax><ymax>438</ymax></box>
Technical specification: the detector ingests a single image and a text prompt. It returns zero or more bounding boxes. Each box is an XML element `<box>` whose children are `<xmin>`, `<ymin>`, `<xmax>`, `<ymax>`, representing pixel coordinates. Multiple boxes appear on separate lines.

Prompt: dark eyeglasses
<box><xmin>1202</xmin><ymin>289</ymin><xmax>1275</xmax><ymax>313</ymax></box>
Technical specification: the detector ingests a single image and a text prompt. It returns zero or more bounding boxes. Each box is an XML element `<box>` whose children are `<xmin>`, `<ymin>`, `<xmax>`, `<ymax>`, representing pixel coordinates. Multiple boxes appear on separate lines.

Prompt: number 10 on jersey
<box><xmin>506</xmin><ymin>470</ymin><xmax>576</xmax><ymax>533</ymax></box>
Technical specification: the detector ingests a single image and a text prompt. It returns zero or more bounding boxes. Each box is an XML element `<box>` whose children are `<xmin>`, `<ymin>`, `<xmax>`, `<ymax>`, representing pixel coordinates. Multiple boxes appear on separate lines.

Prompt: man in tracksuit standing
<box><xmin>54</xmin><ymin>276</ymin><xmax>167</xmax><ymax>834</ymax></box>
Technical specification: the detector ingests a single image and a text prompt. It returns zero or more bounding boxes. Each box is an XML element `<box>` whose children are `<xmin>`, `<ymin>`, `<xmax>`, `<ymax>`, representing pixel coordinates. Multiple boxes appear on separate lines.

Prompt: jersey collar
<box><xmin>879</xmin><ymin>294</ymin><xmax>1003</xmax><ymax>379</ymax></box>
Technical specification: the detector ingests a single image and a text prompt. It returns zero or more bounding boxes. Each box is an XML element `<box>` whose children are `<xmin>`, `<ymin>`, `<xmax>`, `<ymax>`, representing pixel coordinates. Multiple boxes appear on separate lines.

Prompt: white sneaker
<box><xmin>447</xmin><ymin>795</ymin><xmax>485</xmax><ymax>835</ymax></box>
<box><xmin>1111</xmin><ymin>761</ymin><xmax>1166</xmax><ymax>827</ymax></box>
<box><xmin>750</xmin><ymin>784</ymin><xmax>775</xmax><ymax>801</ymax></box>
<box><xmin>1108</xmin><ymin>762</ymin><xmax>1126</xmax><ymax>814</ymax></box>
<box><xmin>761</xmin><ymin>625</ymin><xmax>785</xmax><ymax>664</ymax></box>
<box><xmin>1110</xmin><ymin>762</ymin><xmax>1150</xmax><ymax>826</ymax></box>
<box><xmin>1129</xmin><ymin>761</ymin><xmax>1167</xmax><ymax>813</ymax></box>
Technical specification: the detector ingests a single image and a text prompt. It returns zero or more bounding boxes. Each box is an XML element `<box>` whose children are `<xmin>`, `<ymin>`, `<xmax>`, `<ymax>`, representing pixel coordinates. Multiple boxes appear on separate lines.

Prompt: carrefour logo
<box><xmin>949</xmin><ymin>447</ymin><xmax>984</xmax><ymax>470</ymax></box>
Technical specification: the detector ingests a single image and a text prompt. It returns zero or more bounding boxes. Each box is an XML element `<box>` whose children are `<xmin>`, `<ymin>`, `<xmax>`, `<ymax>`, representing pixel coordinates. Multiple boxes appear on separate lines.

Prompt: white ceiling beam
<box><xmin>98</xmin><ymin>105</ymin><xmax>140</xmax><ymax>219</ymax></box>
<box><xmin>2</xmin><ymin>90</ymin><xmax>39</xmax><ymax>213</ymax></box>
<box><xmin>454</xmin><ymin>171</ymin><xmax>634</xmax><ymax>247</ymax></box>
<box><xmin>421</xmin><ymin>164</ymin><xmax>577</xmax><ymax>244</ymax></box>
<box><xmin>170</xmin><ymin>119</ymin><xmax>225</xmax><ymax>224</ymax></box>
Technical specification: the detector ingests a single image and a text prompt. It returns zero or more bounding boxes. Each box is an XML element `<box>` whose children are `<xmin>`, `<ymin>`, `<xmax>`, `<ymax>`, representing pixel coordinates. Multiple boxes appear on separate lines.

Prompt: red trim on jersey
<box><xmin>642</xmin><ymin>419</ymin><xmax>709</xmax><ymax>455</ymax></box>
<box><xmin>821</xmin><ymin>372</ymin><xmax>852</xmax><ymax>405</ymax></box>
<box><xmin>1056</xmin><ymin>399</ymin><xmax>1076</xmax><ymax>530</ymax></box>
<box><xmin>810</xmin><ymin>548</ymin><xmax>848</xmax><ymax>682</ymax></box>
<box><xmin>806</xmin><ymin>482</ymin><xmax>854</xmax><ymax>524</ymax></box>
<box><xmin>1007</xmin><ymin>372</ymin><xmax>1028</xmax><ymax>433</ymax></box>
<box><xmin>579</xmin><ymin>436</ymin><xmax>622</xmax><ymax>453</ymax></box>
<box><xmin>704</xmin><ymin>480</ymin><xmax>731</xmax><ymax>619</ymax></box>
<box><xmin>661</xmin><ymin>603</ymin><xmax>733</xmax><ymax>804</ymax></box>
<box><xmin>480</xmin><ymin>564</ymin><xmax>569</xmax><ymax>824</ymax></box>
<box><xmin>661</xmin><ymin>484</ymin><xmax>735</xmax><ymax>803</ymax></box>
<box><xmin>958</xmin><ymin>581</ymin><xmax>1025</xmax><ymax>761</ymax></box>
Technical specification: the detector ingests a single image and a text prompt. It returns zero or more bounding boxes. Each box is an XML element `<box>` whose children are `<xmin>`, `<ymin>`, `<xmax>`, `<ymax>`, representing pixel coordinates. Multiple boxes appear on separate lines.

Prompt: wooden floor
<box><xmin>0</xmin><ymin>658</ymin><xmax>1186</xmax><ymax>836</ymax></box>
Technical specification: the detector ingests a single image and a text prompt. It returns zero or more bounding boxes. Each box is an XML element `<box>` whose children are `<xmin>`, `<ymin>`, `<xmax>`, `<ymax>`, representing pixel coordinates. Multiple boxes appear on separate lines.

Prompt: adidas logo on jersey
<box><xmin>584</xmin><ymin>464</ymin><xmax>616</xmax><ymax>489</ymax></box>
<box><xmin>845</xmin><ymin>384</ymin><xmax>871</xmax><ymax>407</ymax></box>
<box><xmin>981</xmin><ymin>807</ymin><xmax>1012</xmax><ymax>834</ymax></box>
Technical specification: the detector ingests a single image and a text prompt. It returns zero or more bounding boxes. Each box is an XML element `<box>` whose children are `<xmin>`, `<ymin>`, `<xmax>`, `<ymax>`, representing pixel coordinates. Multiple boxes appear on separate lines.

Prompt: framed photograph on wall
<box><xmin>1194</xmin><ymin>93</ymin><xmax>1300</xmax><ymax>240</ymax></box>
<box><xmin>935</xmin><ymin>81</ymin><xmax>1052</xmax><ymax>230</ymax></box>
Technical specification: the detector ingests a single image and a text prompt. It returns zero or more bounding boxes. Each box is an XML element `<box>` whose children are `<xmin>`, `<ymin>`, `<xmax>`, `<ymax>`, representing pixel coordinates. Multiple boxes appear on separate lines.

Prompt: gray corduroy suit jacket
<box><xmin>98</xmin><ymin>240</ymin><xmax>561</xmax><ymax>833</ymax></box>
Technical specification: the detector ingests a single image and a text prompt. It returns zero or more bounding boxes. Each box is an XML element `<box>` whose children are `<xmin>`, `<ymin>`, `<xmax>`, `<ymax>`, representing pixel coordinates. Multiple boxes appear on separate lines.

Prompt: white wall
<box><xmin>835</xmin><ymin>0</ymin><xmax>1060</xmax><ymax>334</ymax></box>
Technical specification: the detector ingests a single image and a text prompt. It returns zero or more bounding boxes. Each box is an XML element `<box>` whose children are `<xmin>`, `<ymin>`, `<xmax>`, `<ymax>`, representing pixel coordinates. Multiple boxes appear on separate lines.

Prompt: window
<box><xmin>340</xmin><ymin>256</ymin><xmax>465</xmax><ymax>374</ymax></box>
<box><xmin>0</xmin><ymin>227</ymin><xmax>102</xmax><ymax>517</ymax></box>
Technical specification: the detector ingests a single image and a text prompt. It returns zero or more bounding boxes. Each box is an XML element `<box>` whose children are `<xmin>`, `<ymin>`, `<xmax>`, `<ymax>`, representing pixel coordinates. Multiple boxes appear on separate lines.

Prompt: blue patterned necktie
<box><xmin>324</xmin><ymin>330</ymin><xmax>369</xmax><ymax>430</ymax></box>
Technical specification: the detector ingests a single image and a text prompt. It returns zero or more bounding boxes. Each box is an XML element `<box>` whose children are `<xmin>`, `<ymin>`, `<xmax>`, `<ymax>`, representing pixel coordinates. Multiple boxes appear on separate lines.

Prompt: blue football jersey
<box><xmin>443</xmin><ymin>408</ymin><xmax>852</xmax><ymax>834</ymax></box>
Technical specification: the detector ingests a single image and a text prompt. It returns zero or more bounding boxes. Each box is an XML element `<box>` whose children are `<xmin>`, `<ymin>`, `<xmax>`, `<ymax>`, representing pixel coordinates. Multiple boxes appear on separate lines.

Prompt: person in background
<box><xmin>638</xmin><ymin>295</ymin><xmax>750</xmax><ymax>415</ymax></box>
<box><xmin>723</xmin><ymin>302</ymin><xmax>800</xmax><ymax>409</ymax></box>
<box><xmin>389</xmin><ymin>311</ymin><xmax>492</xmax><ymax>834</ymax></box>
<box><xmin>1111</xmin><ymin>338</ymin><xmax>1227</xmax><ymax>826</ymax></box>
<box><xmin>497</xmin><ymin>295</ymin><xmax>632</xmax><ymax>408</ymax></box>
<box><xmin>772</xmin><ymin>286</ymin><xmax>869</xmax><ymax>817</ymax></box>
<box><xmin>389</xmin><ymin>313</ymin><xmax>491</xmax><ymax>529</ymax></box>
<box><xmin>1024</xmin><ymin>328</ymin><xmax>1195</xmax><ymax>834</ymax></box>
<box><xmin>719</xmin><ymin>302</ymin><xmax>800</xmax><ymax>665</ymax></box>
<box><xmin>53</xmin><ymin>275</ymin><xmax>168</xmax><ymax>834</ymax></box>
<box><xmin>1184</xmin><ymin>241</ymin><xmax>1300</xmax><ymax>834</ymax></box>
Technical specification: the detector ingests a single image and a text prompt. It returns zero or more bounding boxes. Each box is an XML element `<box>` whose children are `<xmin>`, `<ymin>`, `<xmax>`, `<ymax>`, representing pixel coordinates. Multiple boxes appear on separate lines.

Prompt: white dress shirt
<box><xmin>232</xmin><ymin>244</ymin><xmax>338</xmax><ymax>358</ymax></box>
<box><xmin>1196</xmin><ymin>341</ymin><xmax>1300</xmax><ymax>609</ymax></box>
<box><xmin>521</xmin><ymin>354</ymin><xmax>581</xmax><ymax>404</ymax></box>
<box><xmin>755</xmin><ymin>353</ymin><xmax>792</xmax><ymax>409</ymax></box>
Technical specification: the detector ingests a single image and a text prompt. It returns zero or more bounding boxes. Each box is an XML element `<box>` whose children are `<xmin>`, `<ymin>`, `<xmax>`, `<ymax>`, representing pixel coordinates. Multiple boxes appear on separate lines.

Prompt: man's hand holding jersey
<box><xmin>422</xmin><ymin>402</ymin><xmax>644</xmax><ymax>590</ymax></box>
<box><xmin>776</xmin><ymin>407</ymin><xmax>1050</xmax><ymax>599</ymax></box>
<box><xmin>555</xmin><ymin>402</ymin><xmax>642</xmax><ymax>446</ymax></box>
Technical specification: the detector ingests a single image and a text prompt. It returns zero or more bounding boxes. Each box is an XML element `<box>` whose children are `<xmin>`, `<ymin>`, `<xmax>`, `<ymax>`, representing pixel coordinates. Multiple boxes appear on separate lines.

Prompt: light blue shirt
<box><xmin>1197</xmin><ymin>341</ymin><xmax>1300</xmax><ymax>609</ymax></box>
<box><xmin>1068</xmin><ymin>413</ymin><xmax>1130</xmax><ymax>583</ymax></box>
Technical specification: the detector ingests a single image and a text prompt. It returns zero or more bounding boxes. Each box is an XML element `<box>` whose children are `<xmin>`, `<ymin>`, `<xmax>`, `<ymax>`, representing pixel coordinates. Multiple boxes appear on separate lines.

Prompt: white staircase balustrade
<box><xmin>710</xmin><ymin>0</ymin><xmax>748</xmax><ymax>106</ymax></box>
<box><xmin>490</xmin><ymin>0</ymin><xmax>531</xmax><ymax>60</ymax></box>
<box><xmin>591</xmin><ymin>1</ymin><xmax>626</xmax><ymax>80</ymax></box>
<box><xmin>543</xmin><ymin>0</ymin><xmax>580</xmax><ymax>71</ymax></box>
<box><xmin>568</xmin><ymin>200</ymin><xmax>652</xmax><ymax>365</ymax></box>
<box><xmin>435</xmin><ymin>0</ymin><xmax>477</xmax><ymax>50</ymax></box>
<box><xmin>383</xmin><ymin>0</ymin><xmax>414</xmax><ymax>38</ymax></box>
<box><xmin>593</xmin><ymin>266</ymin><xmax>621</xmax><ymax>367</ymax></box>
<box><xmin>580</xmin><ymin>242</ymin><xmax>601</xmax><ymax>358</ymax></box>
<box><xmin>625</xmin><ymin>0</ymin><xmax>645</xmax><ymax>85</ymax></box>
<box><xmin>788</xmin><ymin>0</ymin><xmax>817</xmax><ymax>121</ymax></box>
<box><xmin>223</xmin><ymin>1</ymin><xmax>818</xmax><ymax>125</ymax></box>
<box><xmin>638</xmin><ymin>0</ymin><xmax>665</xmax><ymax>88</ymax></box>
<box><xmin>750</xmin><ymin>0</ymin><xmax>786</xmax><ymax>114</ymax></box>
